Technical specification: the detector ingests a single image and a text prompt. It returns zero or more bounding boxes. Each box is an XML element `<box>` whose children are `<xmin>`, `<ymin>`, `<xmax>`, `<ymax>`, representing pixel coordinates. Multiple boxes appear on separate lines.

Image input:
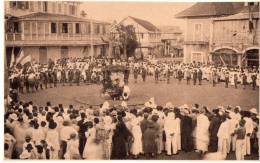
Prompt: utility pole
<box><xmin>90</xmin><ymin>19</ymin><xmax>94</xmax><ymax>60</ymax></box>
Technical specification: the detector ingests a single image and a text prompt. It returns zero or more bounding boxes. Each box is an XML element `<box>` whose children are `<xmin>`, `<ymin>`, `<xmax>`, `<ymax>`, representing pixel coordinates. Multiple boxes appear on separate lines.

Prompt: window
<box><xmin>10</xmin><ymin>1</ymin><xmax>17</xmax><ymax>8</ymax></box>
<box><xmin>72</xmin><ymin>6</ymin><xmax>76</xmax><ymax>15</ymax></box>
<box><xmin>43</xmin><ymin>1</ymin><xmax>48</xmax><ymax>12</ymax></box>
<box><xmin>39</xmin><ymin>47</ymin><xmax>47</xmax><ymax>64</ymax></box>
<box><xmin>51</xmin><ymin>23</ymin><xmax>57</xmax><ymax>33</ymax></box>
<box><xmin>86</xmin><ymin>23</ymin><xmax>91</xmax><ymax>34</ymax></box>
<box><xmin>13</xmin><ymin>22</ymin><xmax>20</xmax><ymax>33</ymax></box>
<box><xmin>69</xmin><ymin>5</ymin><xmax>76</xmax><ymax>15</ymax></box>
<box><xmin>38</xmin><ymin>1</ymin><xmax>42</xmax><ymax>11</ymax></box>
<box><xmin>95</xmin><ymin>24</ymin><xmax>100</xmax><ymax>34</ymax></box>
<box><xmin>58</xmin><ymin>3</ymin><xmax>61</xmax><ymax>13</ymax></box>
<box><xmin>64</xmin><ymin>4</ymin><xmax>67</xmax><ymax>15</ymax></box>
<box><xmin>61</xmin><ymin>46</ymin><xmax>69</xmax><ymax>59</ymax></box>
<box><xmin>194</xmin><ymin>24</ymin><xmax>202</xmax><ymax>41</ymax></box>
<box><xmin>192</xmin><ymin>52</ymin><xmax>203</xmax><ymax>63</ymax></box>
<box><xmin>140</xmin><ymin>33</ymin><xmax>144</xmax><ymax>39</ymax></box>
<box><xmin>29</xmin><ymin>1</ymin><xmax>34</xmax><ymax>11</ymax></box>
<box><xmin>62</xmin><ymin>23</ymin><xmax>68</xmax><ymax>33</ymax></box>
<box><xmin>102</xmin><ymin>25</ymin><xmax>106</xmax><ymax>34</ymax></box>
<box><xmin>17</xmin><ymin>1</ymin><xmax>29</xmax><ymax>9</ymax></box>
<box><xmin>52</xmin><ymin>2</ymin><xmax>56</xmax><ymax>13</ymax></box>
<box><xmin>75</xmin><ymin>23</ymin><xmax>80</xmax><ymax>34</ymax></box>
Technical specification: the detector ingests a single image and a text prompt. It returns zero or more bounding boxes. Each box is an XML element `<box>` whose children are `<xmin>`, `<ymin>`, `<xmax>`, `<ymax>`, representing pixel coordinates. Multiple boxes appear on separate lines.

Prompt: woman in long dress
<box><xmin>111</xmin><ymin>115</ymin><xmax>133</xmax><ymax>159</ymax></box>
<box><xmin>45</xmin><ymin>122</ymin><xmax>60</xmax><ymax>159</ymax></box>
<box><xmin>131</xmin><ymin>115</ymin><xmax>143</xmax><ymax>158</ymax></box>
<box><xmin>83</xmin><ymin>122</ymin><xmax>104</xmax><ymax>160</ymax></box>
<box><xmin>143</xmin><ymin>120</ymin><xmax>158</xmax><ymax>157</ymax></box>
<box><xmin>196</xmin><ymin>108</ymin><xmax>210</xmax><ymax>157</ymax></box>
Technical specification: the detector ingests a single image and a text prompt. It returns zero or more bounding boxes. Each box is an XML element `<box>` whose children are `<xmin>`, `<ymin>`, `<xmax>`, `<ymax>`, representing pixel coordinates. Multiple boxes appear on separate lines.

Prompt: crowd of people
<box><xmin>8</xmin><ymin>57</ymin><xmax>259</xmax><ymax>96</ymax></box>
<box><xmin>4</xmin><ymin>97</ymin><xmax>259</xmax><ymax>160</ymax></box>
<box><xmin>5</xmin><ymin>57</ymin><xmax>259</xmax><ymax>160</ymax></box>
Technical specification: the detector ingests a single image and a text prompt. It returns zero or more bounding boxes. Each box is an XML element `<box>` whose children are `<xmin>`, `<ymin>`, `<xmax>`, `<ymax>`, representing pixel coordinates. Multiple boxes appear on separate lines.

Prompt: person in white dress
<box><xmin>196</xmin><ymin>108</ymin><xmax>210</xmax><ymax>157</ymax></box>
<box><xmin>164</xmin><ymin>112</ymin><xmax>179</xmax><ymax>155</ymax></box>
<box><xmin>83</xmin><ymin>122</ymin><xmax>104</xmax><ymax>160</ymax></box>
<box><xmin>45</xmin><ymin>122</ymin><xmax>60</xmax><ymax>159</ymax></box>
<box><xmin>217</xmin><ymin>114</ymin><xmax>231</xmax><ymax>159</ymax></box>
<box><xmin>31</xmin><ymin>122</ymin><xmax>46</xmax><ymax>145</ymax></box>
<box><xmin>131</xmin><ymin>115</ymin><xmax>143</xmax><ymax>158</ymax></box>
<box><xmin>64</xmin><ymin>133</ymin><xmax>80</xmax><ymax>159</ymax></box>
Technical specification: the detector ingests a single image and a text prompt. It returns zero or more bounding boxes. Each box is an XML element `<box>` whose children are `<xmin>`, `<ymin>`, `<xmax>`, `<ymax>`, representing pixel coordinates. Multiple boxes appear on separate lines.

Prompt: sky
<box><xmin>80</xmin><ymin>2</ymin><xmax>194</xmax><ymax>30</ymax></box>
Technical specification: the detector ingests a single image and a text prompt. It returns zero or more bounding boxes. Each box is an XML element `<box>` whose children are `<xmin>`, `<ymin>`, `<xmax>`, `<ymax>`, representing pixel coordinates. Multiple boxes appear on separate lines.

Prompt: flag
<box><xmin>20</xmin><ymin>54</ymin><xmax>31</xmax><ymax>65</ymax></box>
<box><xmin>9</xmin><ymin>48</ymin><xmax>15</xmax><ymax>68</ymax></box>
<box><xmin>16</xmin><ymin>48</ymin><xmax>24</xmax><ymax>64</ymax></box>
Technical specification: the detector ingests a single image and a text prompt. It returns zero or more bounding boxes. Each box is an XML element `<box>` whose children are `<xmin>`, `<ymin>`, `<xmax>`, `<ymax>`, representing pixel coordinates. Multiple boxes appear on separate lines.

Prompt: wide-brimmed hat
<box><xmin>9</xmin><ymin>113</ymin><xmax>18</xmax><ymax>121</ymax></box>
<box><xmin>250</xmin><ymin>108</ymin><xmax>258</xmax><ymax>115</ymax></box>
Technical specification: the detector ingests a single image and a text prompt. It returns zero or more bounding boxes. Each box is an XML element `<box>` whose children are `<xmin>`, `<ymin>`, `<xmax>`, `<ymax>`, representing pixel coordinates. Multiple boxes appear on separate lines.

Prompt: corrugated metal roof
<box><xmin>18</xmin><ymin>12</ymin><xmax>110</xmax><ymax>24</ymax></box>
<box><xmin>213</xmin><ymin>12</ymin><xmax>259</xmax><ymax>21</ymax></box>
<box><xmin>213</xmin><ymin>5</ymin><xmax>259</xmax><ymax>20</ymax></box>
<box><xmin>158</xmin><ymin>26</ymin><xmax>182</xmax><ymax>34</ymax></box>
<box><xmin>175</xmin><ymin>2</ymin><xmax>244</xmax><ymax>18</ymax></box>
<box><xmin>129</xmin><ymin>16</ymin><xmax>160</xmax><ymax>32</ymax></box>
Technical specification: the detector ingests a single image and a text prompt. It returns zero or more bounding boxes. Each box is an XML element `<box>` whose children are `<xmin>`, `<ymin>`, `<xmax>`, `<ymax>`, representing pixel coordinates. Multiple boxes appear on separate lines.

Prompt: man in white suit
<box><xmin>164</xmin><ymin>112</ymin><xmax>179</xmax><ymax>155</ymax></box>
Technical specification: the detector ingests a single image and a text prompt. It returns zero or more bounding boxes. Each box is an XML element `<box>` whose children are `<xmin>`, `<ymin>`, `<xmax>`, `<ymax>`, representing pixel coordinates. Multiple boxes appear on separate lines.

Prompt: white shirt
<box><xmin>59</xmin><ymin>126</ymin><xmax>77</xmax><ymax>142</ymax></box>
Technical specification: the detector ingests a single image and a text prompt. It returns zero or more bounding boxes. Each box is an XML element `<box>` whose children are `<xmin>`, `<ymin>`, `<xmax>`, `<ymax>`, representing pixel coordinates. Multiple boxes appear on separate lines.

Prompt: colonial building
<box><xmin>211</xmin><ymin>3</ymin><xmax>259</xmax><ymax>67</ymax></box>
<box><xmin>111</xmin><ymin>16</ymin><xmax>162</xmax><ymax>59</ymax></box>
<box><xmin>175</xmin><ymin>2</ymin><xmax>245</xmax><ymax>64</ymax></box>
<box><xmin>5</xmin><ymin>1</ymin><xmax>110</xmax><ymax>65</ymax></box>
<box><xmin>159</xmin><ymin>26</ymin><xmax>183</xmax><ymax>61</ymax></box>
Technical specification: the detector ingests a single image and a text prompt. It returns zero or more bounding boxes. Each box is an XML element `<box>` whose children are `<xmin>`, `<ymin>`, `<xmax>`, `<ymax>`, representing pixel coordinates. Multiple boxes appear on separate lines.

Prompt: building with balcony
<box><xmin>211</xmin><ymin>3</ymin><xmax>259</xmax><ymax>67</ymax></box>
<box><xmin>5</xmin><ymin>1</ymin><xmax>110</xmax><ymax>65</ymax></box>
<box><xmin>111</xmin><ymin>16</ymin><xmax>162</xmax><ymax>59</ymax></box>
<box><xmin>175</xmin><ymin>2</ymin><xmax>245</xmax><ymax>64</ymax></box>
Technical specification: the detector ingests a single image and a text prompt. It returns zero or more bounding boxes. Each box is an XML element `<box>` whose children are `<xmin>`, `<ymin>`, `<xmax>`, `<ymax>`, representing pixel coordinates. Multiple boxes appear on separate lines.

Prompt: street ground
<box><xmin>20</xmin><ymin>75</ymin><xmax>259</xmax><ymax>111</ymax></box>
<box><xmin>19</xmin><ymin>75</ymin><xmax>259</xmax><ymax>160</ymax></box>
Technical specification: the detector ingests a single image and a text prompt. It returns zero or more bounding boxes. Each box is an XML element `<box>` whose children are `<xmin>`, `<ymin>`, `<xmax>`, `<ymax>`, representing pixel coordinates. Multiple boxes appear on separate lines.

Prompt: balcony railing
<box><xmin>5</xmin><ymin>33</ymin><xmax>107</xmax><ymax>42</ymax></box>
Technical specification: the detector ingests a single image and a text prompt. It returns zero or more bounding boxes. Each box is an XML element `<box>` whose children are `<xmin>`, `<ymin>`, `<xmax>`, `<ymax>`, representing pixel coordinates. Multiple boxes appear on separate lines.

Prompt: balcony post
<box><xmin>30</xmin><ymin>22</ymin><xmax>32</xmax><ymax>40</ymax></box>
<box><xmin>21</xmin><ymin>21</ymin><xmax>24</xmax><ymax>40</ymax></box>
<box><xmin>44</xmin><ymin>22</ymin><xmax>46</xmax><ymax>40</ymax></box>
<box><xmin>36</xmin><ymin>22</ymin><xmax>38</xmax><ymax>40</ymax></box>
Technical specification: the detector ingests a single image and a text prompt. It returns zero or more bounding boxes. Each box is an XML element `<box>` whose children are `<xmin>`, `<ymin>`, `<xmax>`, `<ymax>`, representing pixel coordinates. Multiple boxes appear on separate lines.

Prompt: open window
<box><xmin>62</xmin><ymin>23</ymin><xmax>68</xmax><ymax>33</ymax></box>
<box><xmin>51</xmin><ymin>23</ymin><xmax>57</xmax><ymax>33</ymax></box>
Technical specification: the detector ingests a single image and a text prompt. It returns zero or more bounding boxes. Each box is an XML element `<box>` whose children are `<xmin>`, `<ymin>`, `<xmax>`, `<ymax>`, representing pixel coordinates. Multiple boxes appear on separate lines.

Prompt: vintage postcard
<box><xmin>3</xmin><ymin>0</ymin><xmax>259</xmax><ymax>160</ymax></box>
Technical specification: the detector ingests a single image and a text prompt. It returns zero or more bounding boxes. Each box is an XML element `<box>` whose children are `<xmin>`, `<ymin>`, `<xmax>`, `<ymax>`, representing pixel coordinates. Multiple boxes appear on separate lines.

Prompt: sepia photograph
<box><xmin>3</xmin><ymin>0</ymin><xmax>259</xmax><ymax>160</ymax></box>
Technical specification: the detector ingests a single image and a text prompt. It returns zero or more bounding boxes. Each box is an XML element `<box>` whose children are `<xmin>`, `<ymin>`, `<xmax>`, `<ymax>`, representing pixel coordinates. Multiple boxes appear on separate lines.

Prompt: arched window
<box><xmin>212</xmin><ymin>48</ymin><xmax>238</xmax><ymax>66</ymax></box>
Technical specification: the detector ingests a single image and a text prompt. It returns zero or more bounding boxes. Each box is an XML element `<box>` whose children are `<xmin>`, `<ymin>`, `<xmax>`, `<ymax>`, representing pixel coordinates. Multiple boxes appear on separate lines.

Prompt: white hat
<box><xmin>165</xmin><ymin>102</ymin><xmax>173</xmax><ymax>109</ymax></box>
<box><xmin>102</xmin><ymin>101</ymin><xmax>110</xmax><ymax>110</ymax></box>
<box><xmin>183</xmin><ymin>104</ymin><xmax>189</xmax><ymax>109</ymax></box>
<box><xmin>19</xmin><ymin>150</ymin><xmax>31</xmax><ymax>159</ymax></box>
<box><xmin>144</xmin><ymin>102</ymin><xmax>150</xmax><ymax>108</ymax></box>
<box><xmin>76</xmin><ymin>116</ymin><xmax>81</xmax><ymax>121</ymax></box>
<box><xmin>182</xmin><ymin>108</ymin><xmax>189</xmax><ymax>114</ymax></box>
<box><xmin>9</xmin><ymin>113</ymin><xmax>18</xmax><ymax>121</ymax></box>
<box><xmin>121</xmin><ymin>101</ymin><xmax>128</xmax><ymax>108</ymax></box>
<box><xmin>168</xmin><ymin>112</ymin><xmax>175</xmax><ymax>118</ymax></box>
<box><xmin>250</xmin><ymin>108</ymin><xmax>258</xmax><ymax>115</ymax></box>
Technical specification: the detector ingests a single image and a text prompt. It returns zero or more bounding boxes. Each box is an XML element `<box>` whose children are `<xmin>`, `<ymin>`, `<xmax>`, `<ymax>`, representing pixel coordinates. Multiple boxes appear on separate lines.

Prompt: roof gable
<box><xmin>129</xmin><ymin>16</ymin><xmax>160</xmax><ymax>32</ymax></box>
<box><xmin>175</xmin><ymin>2</ymin><xmax>244</xmax><ymax>18</ymax></box>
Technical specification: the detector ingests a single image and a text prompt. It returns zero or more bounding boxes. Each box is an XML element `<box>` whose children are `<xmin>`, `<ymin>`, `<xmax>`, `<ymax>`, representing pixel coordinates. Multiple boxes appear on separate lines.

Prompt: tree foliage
<box><xmin>115</xmin><ymin>24</ymin><xmax>139</xmax><ymax>58</ymax></box>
